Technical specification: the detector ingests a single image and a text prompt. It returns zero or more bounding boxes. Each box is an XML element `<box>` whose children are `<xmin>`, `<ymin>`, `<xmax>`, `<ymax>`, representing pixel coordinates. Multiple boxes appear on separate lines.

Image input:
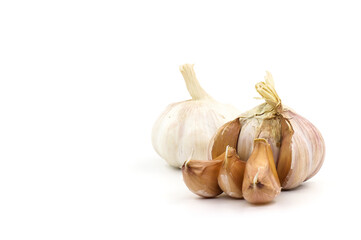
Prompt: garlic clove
<box><xmin>182</xmin><ymin>158</ymin><xmax>223</xmax><ymax>198</ymax></box>
<box><xmin>277</xmin><ymin>111</ymin><xmax>325</xmax><ymax>189</ymax></box>
<box><xmin>257</xmin><ymin>119</ymin><xmax>282</xmax><ymax>166</ymax></box>
<box><xmin>286</xmin><ymin>110</ymin><xmax>325</xmax><ymax>182</ymax></box>
<box><xmin>276</xmin><ymin>116</ymin><xmax>293</xmax><ymax>187</ymax></box>
<box><xmin>217</xmin><ymin>146</ymin><xmax>246</xmax><ymax>198</ymax></box>
<box><xmin>236</xmin><ymin>117</ymin><xmax>259</xmax><ymax>162</ymax></box>
<box><xmin>209</xmin><ymin>118</ymin><xmax>242</xmax><ymax>160</ymax></box>
<box><xmin>242</xmin><ymin>138</ymin><xmax>281</xmax><ymax>204</ymax></box>
<box><xmin>237</xmin><ymin>117</ymin><xmax>281</xmax><ymax>165</ymax></box>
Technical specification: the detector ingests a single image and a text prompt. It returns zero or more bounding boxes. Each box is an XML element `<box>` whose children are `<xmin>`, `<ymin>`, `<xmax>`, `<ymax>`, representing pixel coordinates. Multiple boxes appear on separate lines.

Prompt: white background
<box><xmin>0</xmin><ymin>1</ymin><xmax>360</xmax><ymax>239</ymax></box>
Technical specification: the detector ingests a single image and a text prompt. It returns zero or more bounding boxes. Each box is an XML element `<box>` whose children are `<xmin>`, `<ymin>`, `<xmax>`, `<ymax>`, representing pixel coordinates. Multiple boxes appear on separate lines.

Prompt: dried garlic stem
<box><xmin>180</xmin><ymin>64</ymin><xmax>212</xmax><ymax>100</ymax></box>
<box><xmin>255</xmin><ymin>71</ymin><xmax>281</xmax><ymax>108</ymax></box>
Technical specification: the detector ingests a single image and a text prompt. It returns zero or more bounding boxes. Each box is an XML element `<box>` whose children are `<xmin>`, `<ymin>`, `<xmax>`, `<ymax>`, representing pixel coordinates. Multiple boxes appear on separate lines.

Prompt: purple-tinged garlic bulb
<box><xmin>209</xmin><ymin>72</ymin><xmax>325</xmax><ymax>190</ymax></box>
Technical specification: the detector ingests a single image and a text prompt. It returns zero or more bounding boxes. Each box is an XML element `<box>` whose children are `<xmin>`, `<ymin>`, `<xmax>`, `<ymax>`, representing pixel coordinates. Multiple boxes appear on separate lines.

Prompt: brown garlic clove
<box><xmin>208</xmin><ymin>118</ymin><xmax>242</xmax><ymax>160</ymax></box>
<box><xmin>217</xmin><ymin>146</ymin><xmax>246</xmax><ymax>198</ymax></box>
<box><xmin>242</xmin><ymin>138</ymin><xmax>281</xmax><ymax>204</ymax></box>
<box><xmin>277</xmin><ymin>116</ymin><xmax>293</xmax><ymax>187</ymax></box>
<box><xmin>182</xmin><ymin>157</ymin><xmax>223</xmax><ymax>198</ymax></box>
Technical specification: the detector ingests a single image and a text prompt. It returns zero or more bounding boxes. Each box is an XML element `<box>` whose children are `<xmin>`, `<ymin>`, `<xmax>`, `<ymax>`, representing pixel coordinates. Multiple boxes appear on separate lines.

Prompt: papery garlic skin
<box><xmin>152</xmin><ymin>64</ymin><xmax>239</xmax><ymax>168</ymax></box>
<box><xmin>209</xmin><ymin>72</ymin><xmax>325</xmax><ymax>190</ymax></box>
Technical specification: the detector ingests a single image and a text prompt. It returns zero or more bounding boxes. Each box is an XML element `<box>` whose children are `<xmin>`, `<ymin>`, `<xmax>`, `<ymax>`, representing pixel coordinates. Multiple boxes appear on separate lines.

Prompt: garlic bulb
<box><xmin>209</xmin><ymin>72</ymin><xmax>325</xmax><ymax>189</ymax></box>
<box><xmin>152</xmin><ymin>64</ymin><xmax>239</xmax><ymax>168</ymax></box>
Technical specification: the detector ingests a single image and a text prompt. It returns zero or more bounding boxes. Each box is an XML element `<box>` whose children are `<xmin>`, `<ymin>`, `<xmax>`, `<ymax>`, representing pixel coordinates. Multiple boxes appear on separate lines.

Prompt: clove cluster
<box><xmin>183</xmin><ymin>140</ymin><xmax>280</xmax><ymax>204</ymax></box>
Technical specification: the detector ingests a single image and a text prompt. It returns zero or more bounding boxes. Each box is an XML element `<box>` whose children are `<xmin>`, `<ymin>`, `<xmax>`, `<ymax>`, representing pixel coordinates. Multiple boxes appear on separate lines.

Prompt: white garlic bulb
<box><xmin>209</xmin><ymin>72</ymin><xmax>325</xmax><ymax>189</ymax></box>
<box><xmin>152</xmin><ymin>64</ymin><xmax>239</xmax><ymax>168</ymax></box>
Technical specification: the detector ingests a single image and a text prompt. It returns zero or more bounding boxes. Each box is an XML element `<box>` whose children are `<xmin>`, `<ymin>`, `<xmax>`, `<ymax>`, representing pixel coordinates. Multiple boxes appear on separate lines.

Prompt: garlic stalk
<box><xmin>152</xmin><ymin>64</ymin><xmax>239</xmax><ymax>168</ymax></box>
<box><xmin>209</xmin><ymin>72</ymin><xmax>325</xmax><ymax>189</ymax></box>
